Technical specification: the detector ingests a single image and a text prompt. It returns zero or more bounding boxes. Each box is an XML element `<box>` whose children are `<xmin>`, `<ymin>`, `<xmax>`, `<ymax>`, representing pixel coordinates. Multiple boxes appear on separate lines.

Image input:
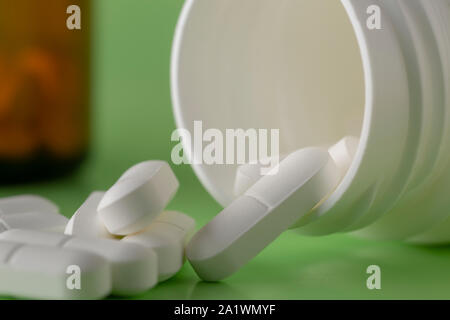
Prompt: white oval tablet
<box><xmin>65</xmin><ymin>191</ymin><xmax>115</xmax><ymax>239</ymax></box>
<box><xmin>186</xmin><ymin>147</ymin><xmax>340</xmax><ymax>281</ymax></box>
<box><xmin>0</xmin><ymin>195</ymin><xmax>59</xmax><ymax>215</ymax></box>
<box><xmin>328</xmin><ymin>136</ymin><xmax>359</xmax><ymax>178</ymax></box>
<box><xmin>0</xmin><ymin>211</ymin><xmax>68</xmax><ymax>233</ymax></box>
<box><xmin>123</xmin><ymin>211</ymin><xmax>196</xmax><ymax>282</ymax></box>
<box><xmin>0</xmin><ymin>229</ymin><xmax>158</xmax><ymax>296</ymax></box>
<box><xmin>0</xmin><ymin>241</ymin><xmax>111</xmax><ymax>299</ymax></box>
<box><xmin>98</xmin><ymin>161</ymin><xmax>179</xmax><ymax>235</ymax></box>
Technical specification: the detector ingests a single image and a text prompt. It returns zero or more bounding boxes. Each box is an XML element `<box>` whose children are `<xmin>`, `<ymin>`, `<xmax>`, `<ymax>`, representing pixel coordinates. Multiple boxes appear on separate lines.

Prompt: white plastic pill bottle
<box><xmin>171</xmin><ymin>0</ymin><xmax>450</xmax><ymax>244</ymax></box>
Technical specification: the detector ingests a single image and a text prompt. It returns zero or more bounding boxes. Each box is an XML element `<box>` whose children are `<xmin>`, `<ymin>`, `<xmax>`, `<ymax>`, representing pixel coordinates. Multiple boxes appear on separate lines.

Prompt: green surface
<box><xmin>2</xmin><ymin>0</ymin><xmax>450</xmax><ymax>300</ymax></box>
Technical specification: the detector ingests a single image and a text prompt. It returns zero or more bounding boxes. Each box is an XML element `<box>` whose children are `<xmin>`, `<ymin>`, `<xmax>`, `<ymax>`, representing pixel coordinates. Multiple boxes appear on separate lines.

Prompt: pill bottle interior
<box><xmin>172</xmin><ymin>0</ymin><xmax>366</xmax><ymax>205</ymax></box>
<box><xmin>0</xmin><ymin>0</ymin><xmax>90</xmax><ymax>183</ymax></box>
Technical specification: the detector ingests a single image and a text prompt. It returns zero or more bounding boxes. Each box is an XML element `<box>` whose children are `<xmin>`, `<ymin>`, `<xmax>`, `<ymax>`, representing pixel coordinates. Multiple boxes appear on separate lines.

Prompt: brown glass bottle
<box><xmin>0</xmin><ymin>1</ymin><xmax>90</xmax><ymax>183</ymax></box>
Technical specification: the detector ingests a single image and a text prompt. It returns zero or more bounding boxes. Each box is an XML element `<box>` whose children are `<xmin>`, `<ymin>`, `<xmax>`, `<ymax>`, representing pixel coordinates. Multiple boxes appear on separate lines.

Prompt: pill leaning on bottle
<box><xmin>65</xmin><ymin>191</ymin><xmax>115</xmax><ymax>239</ymax></box>
<box><xmin>0</xmin><ymin>229</ymin><xmax>158</xmax><ymax>296</ymax></box>
<box><xmin>328</xmin><ymin>136</ymin><xmax>359</xmax><ymax>178</ymax></box>
<box><xmin>98</xmin><ymin>161</ymin><xmax>179</xmax><ymax>236</ymax></box>
<box><xmin>123</xmin><ymin>211</ymin><xmax>196</xmax><ymax>282</ymax></box>
<box><xmin>0</xmin><ymin>241</ymin><xmax>111</xmax><ymax>299</ymax></box>
<box><xmin>186</xmin><ymin>147</ymin><xmax>340</xmax><ymax>281</ymax></box>
<box><xmin>233</xmin><ymin>136</ymin><xmax>359</xmax><ymax>198</ymax></box>
<box><xmin>288</xmin><ymin>136</ymin><xmax>360</xmax><ymax>230</ymax></box>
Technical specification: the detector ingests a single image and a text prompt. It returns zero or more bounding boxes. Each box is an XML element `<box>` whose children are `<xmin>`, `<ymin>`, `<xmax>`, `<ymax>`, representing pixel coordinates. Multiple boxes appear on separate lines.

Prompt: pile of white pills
<box><xmin>0</xmin><ymin>161</ymin><xmax>195</xmax><ymax>299</ymax></box>
<box><xmin>0</xmin><ymin>136</ymin><xmax>358</xmax><ymax>299</ymax></box>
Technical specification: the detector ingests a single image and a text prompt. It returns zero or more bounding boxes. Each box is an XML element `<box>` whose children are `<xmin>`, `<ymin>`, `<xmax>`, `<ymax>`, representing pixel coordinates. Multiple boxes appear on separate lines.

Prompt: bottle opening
<box><xmin>172</xmin><ymin>0</ymin><xmax>366</xmax><ymax>205</ymax></box>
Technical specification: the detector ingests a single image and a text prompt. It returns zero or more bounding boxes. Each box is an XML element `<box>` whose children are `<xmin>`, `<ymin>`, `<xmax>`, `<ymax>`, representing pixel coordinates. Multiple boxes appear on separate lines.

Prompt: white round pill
<box><xmin>65</xmin><ymin>191</ymin><xmax>115</xmax><ymax>239</ymax></box>
<box><xmin>98</xmin><ymin>161</ymin><xmax>179</xmax><ymax>235</ymax></box>
<box><xmin>328</xmin><ymin>136</ymin><xmax>359</xmax><ymax>178</ymax></box>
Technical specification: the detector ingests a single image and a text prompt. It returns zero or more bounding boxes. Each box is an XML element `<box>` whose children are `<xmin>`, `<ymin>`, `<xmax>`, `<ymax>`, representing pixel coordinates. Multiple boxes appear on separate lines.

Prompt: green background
<box><xmin>2</xmin><ymin>0</ymin><xmax>450</xmax><ymax>300</ymax></box>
